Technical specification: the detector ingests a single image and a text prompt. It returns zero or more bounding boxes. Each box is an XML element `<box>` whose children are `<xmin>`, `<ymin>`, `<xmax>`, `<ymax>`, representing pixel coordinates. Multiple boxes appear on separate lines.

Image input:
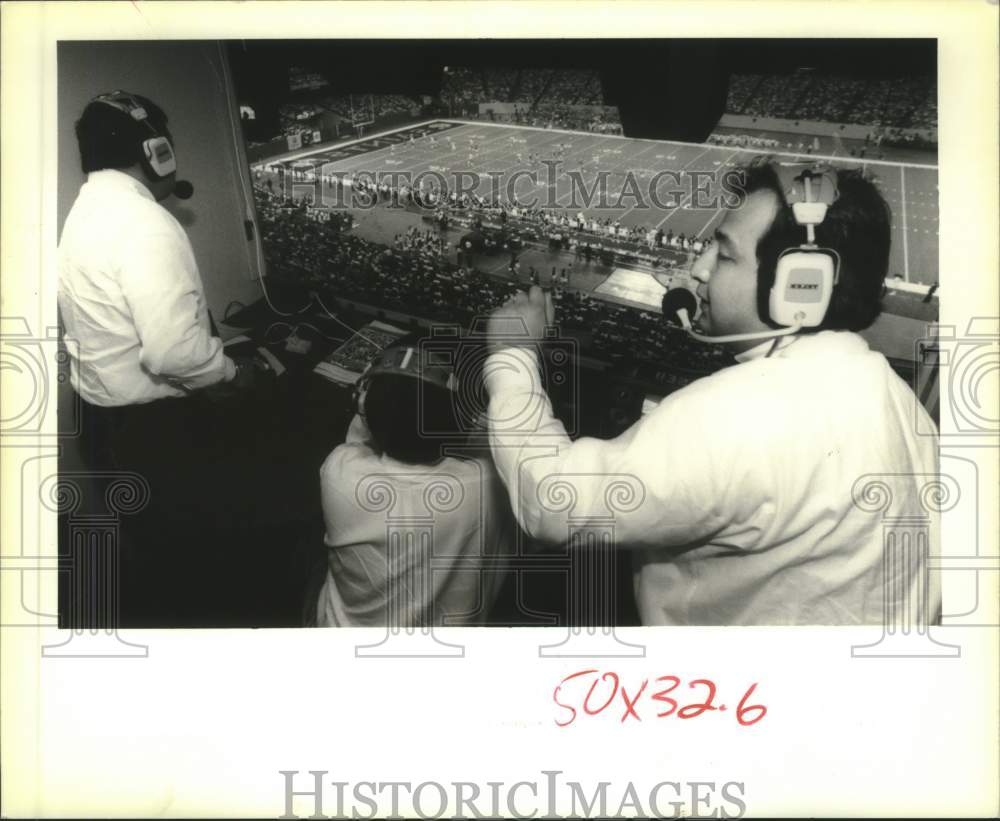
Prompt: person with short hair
<box><xmin>316</xmin><ymin>334</ymin><xmax>515</xmax><ymax>627</ymax></box>
<box><xmin>483</xmin><ymin>159</ymin><xmax>940</xmax><ymax>625</ymax></box>
<box><xmin>59</xmin><ymin>91</ymin><xmax>263</xmax><ymax>625</ymax></box>
<box><xmin>61</xmin><ymin>93</ymin><xmax>245</xmax><ymax>410</ymax></box>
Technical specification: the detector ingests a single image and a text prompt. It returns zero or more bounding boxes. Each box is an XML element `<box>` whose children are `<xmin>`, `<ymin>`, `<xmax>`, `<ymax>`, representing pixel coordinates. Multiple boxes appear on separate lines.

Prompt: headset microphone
<box><xmin>173</xmin><ymin>180</ymin><xmax>194</xmax><ymax>200</ymax></box>
<box><xmin>661</xmin><ymin>288</ymin><xmax>697</xmax><ymax>328</ymax></box>
<box><xmin>663</xmin><ymin>288</ymin><xmax>802</xmax><ymax>344</ymax></box>
<box><xmin>668</xmin><ymin>160</ymin><xmax>841</xmax><ymax>346</ymax></box>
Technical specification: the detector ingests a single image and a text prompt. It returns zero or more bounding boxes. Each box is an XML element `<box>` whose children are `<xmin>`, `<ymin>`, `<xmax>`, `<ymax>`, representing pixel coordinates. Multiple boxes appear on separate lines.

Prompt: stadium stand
<box><xmin>442</xmin><ymin>66</ymin><xmax>622</xmax><ymax>134</ymax></box>
<box><xmin>255</xmin><ymin>186</ymin><xmax>727</xmax><ymax>376</ymax></box>
<box><xmin>727</xmin><ymin>71</ymin><xmax>936</xmax><ymax>134</ymax></box>
<box><xmin>724</xmin><ymin>74</ymin><xmax>763</xmax><ymax>114</ymax></box>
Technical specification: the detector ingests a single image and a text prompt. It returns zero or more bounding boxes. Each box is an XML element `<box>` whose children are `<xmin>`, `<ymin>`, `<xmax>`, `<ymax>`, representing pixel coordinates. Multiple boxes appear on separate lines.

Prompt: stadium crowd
<box><xmin>254</xmin><ymin>187</ymin><xmax>725</xmax><ymax>375</ymax></box>
<box><xmin>276</xmin><ymin>166</ymin><xmax>708</xmax><ymax>260</ymax></box>
<box><xmin>440</xmin><ymin>66</ymin><xmax>622</xmax><ymax>134</ymax></box>
<box><xmin>726</xmin><ymin>71</ymin><xmax>936</xmax><ymax>136</ymax></box>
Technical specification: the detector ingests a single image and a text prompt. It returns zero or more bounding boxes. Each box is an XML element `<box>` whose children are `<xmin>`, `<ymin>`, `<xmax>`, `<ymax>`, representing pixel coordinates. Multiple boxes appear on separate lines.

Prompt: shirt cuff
<box><xmin>222</xmin><ymin>355</ymin><xmax>237</xmax><ymax>383</ymax></box>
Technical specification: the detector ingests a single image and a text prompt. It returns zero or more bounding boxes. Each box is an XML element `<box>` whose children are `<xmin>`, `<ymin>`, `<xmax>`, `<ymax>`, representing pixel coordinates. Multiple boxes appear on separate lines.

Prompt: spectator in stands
<box><xmin>483</xmin><ymin>159</ymin><xmax>939</xmax><ymax>625</ymax></box>
<box><xmin>315</xmin><ymin>333</ymin><xmax>515</xmax><ymax>627</ymax></box>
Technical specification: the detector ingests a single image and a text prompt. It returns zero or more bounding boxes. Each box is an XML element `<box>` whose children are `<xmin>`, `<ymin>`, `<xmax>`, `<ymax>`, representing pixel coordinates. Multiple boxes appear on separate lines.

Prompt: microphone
<box><xmin>173</xmin><ymin>180</ymin><xmax>194</xmax><ymax>200</ymax></box>
<box><xmin>662</xmin><ymin>288</ymin><xmax>802</xmax><ymax>344</ymax></box>
<box><xmin>661</xmin><ymin>288</ymin><xmax>697</xmax><ymax>328</ymax></box>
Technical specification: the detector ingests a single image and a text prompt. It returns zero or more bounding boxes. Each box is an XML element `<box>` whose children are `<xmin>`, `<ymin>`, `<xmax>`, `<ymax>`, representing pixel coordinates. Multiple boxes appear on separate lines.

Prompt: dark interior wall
<box><xmin>58</xmin><ymin>41</ymin><xmax>262</xmax><ymax>324</ymax></box>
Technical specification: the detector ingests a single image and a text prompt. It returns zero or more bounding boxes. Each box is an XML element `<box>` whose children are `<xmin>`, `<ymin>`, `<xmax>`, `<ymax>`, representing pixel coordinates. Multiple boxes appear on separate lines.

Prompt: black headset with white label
<box><xmin>91</xmin><ymin>90</ymin><xmax>177</xmax><ymax>179</ymax></box>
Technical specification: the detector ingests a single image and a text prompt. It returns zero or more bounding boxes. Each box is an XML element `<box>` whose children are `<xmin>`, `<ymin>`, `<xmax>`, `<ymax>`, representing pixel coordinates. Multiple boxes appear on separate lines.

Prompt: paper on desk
<box><xmin>312</xmin><ymin>319</ymin><xmax>409</xmax><ymax>386</ymax></box>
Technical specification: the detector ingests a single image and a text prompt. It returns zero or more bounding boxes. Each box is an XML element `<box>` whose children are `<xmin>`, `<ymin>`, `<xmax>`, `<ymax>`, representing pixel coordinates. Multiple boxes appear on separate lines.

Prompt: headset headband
<box><xmin>92</xmin><ymin>91</ymin><xmax>158</xmax><ymax>133</ymax></box>
<box><xmin>353</xmin><ymin>345</ymin><xmax>458</xmax><ymax>417</ymax></box>
<box><xmin>363</xmin><ymin>345</ymin><xmax>457</xmax><ymax>390</ymax></box>
<box><xmin>771</xmin><ymin>162</ymin><xmax>839</xmax><ymax>210</ymax></box>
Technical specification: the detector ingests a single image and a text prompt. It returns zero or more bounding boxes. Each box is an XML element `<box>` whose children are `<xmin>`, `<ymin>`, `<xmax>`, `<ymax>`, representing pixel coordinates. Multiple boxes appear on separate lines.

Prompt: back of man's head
<box><xmin>363</xmin><ymin>334</ymin><xmax>482</xmax><ymax>465</ymax></box>
<box><xmin>75</xmin><ymin>93</ymin><xmax>171</xmax><ymax>175</ymax></box>
<box><xmin>740</xmin><ymin>160</ymin><xmax>892</xmax><ymax>333</ymax></box>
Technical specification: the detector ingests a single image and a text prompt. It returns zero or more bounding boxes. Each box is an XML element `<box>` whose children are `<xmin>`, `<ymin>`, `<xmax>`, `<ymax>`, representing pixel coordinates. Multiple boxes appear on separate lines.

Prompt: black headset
<box><xmin>90</xmin><ymin>90</ymin><xmax>177</xmax><ymax>179</ymax></box>
<box><xmin>352</xmin><ymin>344</ymin><xmax>458</xmax><ymax>419</ymax></box>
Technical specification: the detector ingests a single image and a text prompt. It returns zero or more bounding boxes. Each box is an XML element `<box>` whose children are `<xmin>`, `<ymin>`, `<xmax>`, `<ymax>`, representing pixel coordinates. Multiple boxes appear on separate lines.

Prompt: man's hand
<box><xmin>485</xmin><ymin>286</ymin><xmax>556</xmax><ymax>353</ymax></box>
<box><xmin>229</xmin><ymin>356</ymin><xmax>261</xmax><ymax>392</ymax></box>
<box><xmin>201</xmin><ymin>355</ymin><xmax>271</xmax><ymax>403</ymax></box>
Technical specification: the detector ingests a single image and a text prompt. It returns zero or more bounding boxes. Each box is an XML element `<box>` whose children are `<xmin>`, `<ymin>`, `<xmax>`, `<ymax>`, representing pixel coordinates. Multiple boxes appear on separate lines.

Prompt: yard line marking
<box><xmin>551</xmin><ymin>137</ymin><xmax>658</xmax><ymax>208</ymax></box>
<box><xmin>655</xmin><ymin>150</ymin><xmax>741</xmax><ymax>230</ymax></box>
<box><xmin>454</xmin><ymin>117</ymin><xmax>939</xmax><ymax>170</ymax></box>
<box><xmin>560</xmin><ymin>139</ymin><xmax>674</xmax><ymax>217</ymax></box>
<box><xmin>900</xmin><ymin>165</ymin><xmax>910</xmax><ymax>281</ymax></box>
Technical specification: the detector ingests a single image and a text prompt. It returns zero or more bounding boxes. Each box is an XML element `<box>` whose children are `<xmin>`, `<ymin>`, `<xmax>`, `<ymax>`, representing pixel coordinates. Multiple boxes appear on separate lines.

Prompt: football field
<box><xmin>263</xmin><ymin>119</ymin><xmax>939</xmax><ymax>288</ymax></box>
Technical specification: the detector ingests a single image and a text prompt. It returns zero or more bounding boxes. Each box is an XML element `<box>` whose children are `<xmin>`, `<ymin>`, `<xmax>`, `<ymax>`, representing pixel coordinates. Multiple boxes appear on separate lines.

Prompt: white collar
<box><xmin>85</xmin><ymin>169</ymin><xmax>156</xmax><ymax>203</ymax></box>
<box><xmin>734</xmin><ymin>334</ymin><xmax>799</xmax><ymax>363</ymax></box>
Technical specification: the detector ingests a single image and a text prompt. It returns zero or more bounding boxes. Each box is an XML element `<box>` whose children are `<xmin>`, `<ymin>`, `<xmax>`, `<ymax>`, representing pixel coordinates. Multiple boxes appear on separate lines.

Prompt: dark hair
<box><xmin>75</xmin><ymin>93</ymin><xmax>171</xmax><ymax>175</ymax></box>
<box><xmin>739</xmin><ymin>160</ymin><xmax>892</xmax><ymax>332</ymax></box>
<box><xmin>363</xmin><ymin>333</ymin><xmax>484</xmax><ymax>464</ymax></box>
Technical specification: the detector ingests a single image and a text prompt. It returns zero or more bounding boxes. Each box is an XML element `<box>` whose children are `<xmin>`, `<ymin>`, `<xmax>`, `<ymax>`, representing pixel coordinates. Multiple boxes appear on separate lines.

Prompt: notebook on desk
<box><xmin>312</xmin><ymin>320</ymin><xmax>409</xmax><ymax>386</ymax></box>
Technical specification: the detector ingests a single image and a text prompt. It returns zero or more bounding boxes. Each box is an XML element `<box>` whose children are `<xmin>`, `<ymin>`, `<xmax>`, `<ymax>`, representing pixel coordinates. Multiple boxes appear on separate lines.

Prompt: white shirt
<box><xmin>317</xmin><ymin>415</ymin><xmax>515</xmax><ymax>627</ymax></box>
<box><xmin>58</xmin><ymin>169</ymin><xmax>235</xmax><ymax>406</ymax></box>
<box><xmin>486</xmin><ymin>332</ymin><xmax>940</xmax><ymax>625</ymax></box>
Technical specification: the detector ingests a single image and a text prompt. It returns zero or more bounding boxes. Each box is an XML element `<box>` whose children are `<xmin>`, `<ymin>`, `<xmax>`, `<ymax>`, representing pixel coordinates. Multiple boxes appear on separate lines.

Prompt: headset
<box><xmin>676</xmin><ymin>159</ymin><xmax>842</xmax><ymax>345</ymax></box>
<box><xmin>766</xmin><ymin>161</ymin><xmax>841</xmax><ymax>327</ymax></box>
<box><xmin>352</xmin><ymin>343</ymin><xmax>458</xmax><ymax>418</ymax></box>
<box><xmin>90</xmin><ymin>90</ymin><xmax>177</xmax><ymax>179</ymax></box>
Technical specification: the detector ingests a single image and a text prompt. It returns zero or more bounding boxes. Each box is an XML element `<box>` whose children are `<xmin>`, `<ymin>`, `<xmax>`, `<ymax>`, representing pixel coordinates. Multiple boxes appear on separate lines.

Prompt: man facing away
<box><xmin>59</xmin><ymin>91</ymin><xmax>259</xmax><ymax>625</ymax></box>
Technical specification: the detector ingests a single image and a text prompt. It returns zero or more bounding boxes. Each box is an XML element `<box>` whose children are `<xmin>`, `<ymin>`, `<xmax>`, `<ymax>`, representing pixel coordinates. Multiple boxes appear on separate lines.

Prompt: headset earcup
<box><xmin>142</xmin><ymin>136</ymin><xmax>176</xmax><ymax>178</ymax></box>
<box><xmin>770</xmin><ymin>249</ymin><xmax>836</xmax><ymax>327</ymax></box>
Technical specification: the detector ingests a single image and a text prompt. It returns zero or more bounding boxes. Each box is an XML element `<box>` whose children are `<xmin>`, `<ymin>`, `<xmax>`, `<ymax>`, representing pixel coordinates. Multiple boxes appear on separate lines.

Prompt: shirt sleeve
<box><xmin>485</xmin><ymin>346</ymin><xmax>739</xmax><ymax>549</ymax></box>
<box><xmin>118</xmin><ymin>229</ymin><xmax>235</xmax><ymax>389</ymax></box>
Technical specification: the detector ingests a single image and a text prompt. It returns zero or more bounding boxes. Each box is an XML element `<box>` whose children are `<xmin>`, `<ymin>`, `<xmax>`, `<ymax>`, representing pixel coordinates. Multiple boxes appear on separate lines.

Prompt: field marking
<box><xmin>555</xmin><ymin>139</ymin><xmax>676</xmax><ymax>214</ymax></box>
<box><xmin>295</xmin><ymin>123</ymin><xmax>510</xmax><ymax>175</ymax></box>
<box><xmin>448</xmin><ymin>118</ymin><xmax>939</xmax><ymax>170</ymax></box>
<box><xmin>550</xmin><ymin>138</ymin><xmax>664</xmax><ymax>210</ymax></box>
<box><xmin>258</xmin><ymin>118</ymin><xmax>454</xmax><ymax>165</ymax></box>
<box><xmin>259</xmin><ymin>120</ymin><xmax>937</xmax><ymax>284</ymax></box>
<box><xmin>265</xmin><ymin>117</ymin><xmax>938</xmax><ymax>172</ymax></box>
<box><xmin>654</xmin><ymin>149</ymin><xmax>741</xmax><ymax>230</ymax></box>
<box><xmin>900</xmin><ymin>165</ymin><xmax>910</xmax><ymax>281</ymax></box>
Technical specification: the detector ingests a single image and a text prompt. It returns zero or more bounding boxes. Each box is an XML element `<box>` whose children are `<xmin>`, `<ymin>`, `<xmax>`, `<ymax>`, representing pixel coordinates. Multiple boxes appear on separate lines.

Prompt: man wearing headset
<box><xmin>58</xmin><ymin>91</ymin><xmax>256</xmax><ymax>624</ymax></box>
<box><xmin>314</xmin><ymin>333</ymin><xmax>515</xmax><ymax>627</ymax></box>
<box><xmin>483</xmin><ymin>159</ymin><xmax>940</xmax><ymax>625</ymax></box>
<box><xmin>60</xmin><ymin>92</ymin><xmax>252</xmax><ymax>430</ymax></box>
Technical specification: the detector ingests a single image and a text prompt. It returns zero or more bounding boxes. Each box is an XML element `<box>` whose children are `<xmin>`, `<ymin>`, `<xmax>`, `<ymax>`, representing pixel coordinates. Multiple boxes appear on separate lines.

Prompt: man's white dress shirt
<box><xmin>58</xmin><ymin>169</ymin><xmax>234</xmax><ymax>406</ymax></box>
<box><xmin>486</xmin><ymin>331</ymin><xmax>940</xmax><ymax>625</ymax></box>
<box><xmin>317</xmin><ymin>415</ymin><xmax>515</xmax><ymax>627</ymax></box>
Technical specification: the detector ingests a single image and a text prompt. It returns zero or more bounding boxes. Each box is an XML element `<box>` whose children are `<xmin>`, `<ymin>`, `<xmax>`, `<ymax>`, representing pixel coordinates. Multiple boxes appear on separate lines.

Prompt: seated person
<box><xmin>315</xmin><ymin>334</ymin><xmax>515</xmax><ymax>627</ymax></box>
